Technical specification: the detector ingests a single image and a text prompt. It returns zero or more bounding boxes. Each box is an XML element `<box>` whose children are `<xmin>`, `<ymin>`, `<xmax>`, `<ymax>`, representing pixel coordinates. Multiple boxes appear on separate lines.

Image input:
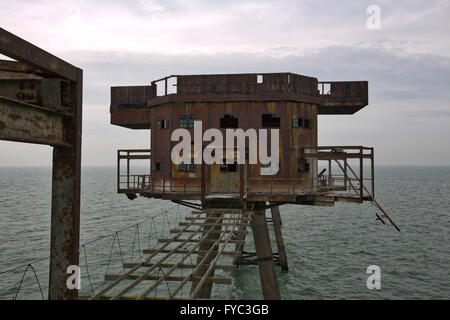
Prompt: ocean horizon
<box><xmin>0</xmin><ymin>165</ymin><xmax>449</xmax><ymax>299</ymax></box>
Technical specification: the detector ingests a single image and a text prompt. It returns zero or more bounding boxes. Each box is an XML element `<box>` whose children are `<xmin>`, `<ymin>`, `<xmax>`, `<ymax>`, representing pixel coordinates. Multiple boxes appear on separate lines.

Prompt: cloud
<box><xmin>1</xmin><ymin>0</ymin><xmax>449</xmax><ymax>56</ymax></box>
<box><xmin>67</xmin><ymin>45</ymin><xmax>450</xmax><ymax>109</ymax></box>
<box><xmin>1</xmin><ymin>1</ymin><xmax>450</xmax><ymax>166</ymax></box>
<box><xmin>26</xmin><ymin>46</ymin><xmax>450</xmax><ymax>165</ymax></box>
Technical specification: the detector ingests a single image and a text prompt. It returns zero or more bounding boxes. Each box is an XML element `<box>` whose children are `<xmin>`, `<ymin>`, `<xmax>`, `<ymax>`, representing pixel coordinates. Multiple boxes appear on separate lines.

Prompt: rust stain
<box><xmin>8</xmin><ymin>113</ymin><xmax>20</xmax><ymax>121</ymax></box>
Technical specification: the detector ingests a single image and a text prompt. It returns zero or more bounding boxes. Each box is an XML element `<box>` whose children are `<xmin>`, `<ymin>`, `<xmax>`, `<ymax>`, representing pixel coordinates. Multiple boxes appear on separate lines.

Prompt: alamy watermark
<box><xmin>366</xmin><ymin>265</ymin><xmax>381</xmax><ymax>290</ymax></box>
<box><xmin>66</xmin><ymin>265</ymin><xmax>81</xmax><ymax>290</ymax></box>
<box><xmin>367</xmin><ymin>5</ymin><xmax>381</xmax><ymax>30</ymax></box>
<box><xmin>171</xmin><ymin>120</ymin><xmax>280</xmax><ymax>175</ymax></box>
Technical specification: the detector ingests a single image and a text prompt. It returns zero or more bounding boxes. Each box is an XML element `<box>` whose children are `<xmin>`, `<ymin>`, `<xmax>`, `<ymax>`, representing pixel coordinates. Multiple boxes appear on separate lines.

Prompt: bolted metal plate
<box><xmin>0</xmin><ymin>96</ymin><xmax>68</xmax><ymax>146</ymax></box>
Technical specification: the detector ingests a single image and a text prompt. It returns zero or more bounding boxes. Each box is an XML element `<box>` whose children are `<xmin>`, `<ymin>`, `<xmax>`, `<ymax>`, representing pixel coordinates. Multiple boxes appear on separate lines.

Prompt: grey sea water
<box><xmin>0</xmin><ymin>166</ymin><xmax>449</xmax><ymax>299</ymax></box>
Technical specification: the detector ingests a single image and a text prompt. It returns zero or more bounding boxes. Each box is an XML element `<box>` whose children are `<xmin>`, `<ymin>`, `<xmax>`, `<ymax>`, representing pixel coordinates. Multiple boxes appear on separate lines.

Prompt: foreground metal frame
<box><xmin>0</xmin><ymin>27</ymin><xmax>83</xmax><ymax>299</ymax></box>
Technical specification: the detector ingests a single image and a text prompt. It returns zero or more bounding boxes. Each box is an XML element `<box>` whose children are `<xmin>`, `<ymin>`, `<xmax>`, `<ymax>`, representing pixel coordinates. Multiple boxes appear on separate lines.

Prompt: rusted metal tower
<box><xmin>0</xmin><ymin>29</ymin><xmax>398</xmax><ymax>301</ymax></box>
<box><xmin>0</xmin><ymin>28</ymin><xmax>83</xmax><ymax>300</ymax></box>
<box><xmin>104</xmin><ymin>73</ymin><xmax>398</xmax><ymax>300</ymax></box>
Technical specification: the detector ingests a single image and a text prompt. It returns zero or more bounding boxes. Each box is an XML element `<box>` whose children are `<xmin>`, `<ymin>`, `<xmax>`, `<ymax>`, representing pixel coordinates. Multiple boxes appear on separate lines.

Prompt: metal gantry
<box><xmin>0</xmin><ymin>27</ymin><xmax>83</xmax><ymax>300</ymax></box>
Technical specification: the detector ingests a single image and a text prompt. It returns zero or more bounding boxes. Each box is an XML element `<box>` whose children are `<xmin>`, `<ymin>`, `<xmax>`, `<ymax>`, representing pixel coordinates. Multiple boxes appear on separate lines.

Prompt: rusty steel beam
<box><xmin>0</xmin><ymin>27</ymin><xmax>79</xmax><ymax>81</ymax></box>
<box><xmin>0</xmin><ymin>59</ymin><xmax>58</xmax><ymax>80</ymax></box>
<box><xmin>0</xmin><ymin>70</ymin><xmax>71</xmax><ymax>110</ymax></box>
<box><xmin>0</xmin><ymin>97</ymin><xmax>69</xmax><ymax>146</ymax></box>
<box><xmin>48</xmin><ymin>68</ymin><xmax>82</xmax><ymax>300</ymax></box>
<box><xmin>0</xmin><ymin>59</ymin><xmax>39</xmax><ymax>73</ymax></box>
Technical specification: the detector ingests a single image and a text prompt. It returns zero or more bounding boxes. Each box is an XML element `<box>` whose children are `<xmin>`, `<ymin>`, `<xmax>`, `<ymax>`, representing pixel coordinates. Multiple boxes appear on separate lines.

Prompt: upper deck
<box><xmin>110</xmin><ymin>73</ymin><xmax>368</xmax><ymax>129</ymax></box>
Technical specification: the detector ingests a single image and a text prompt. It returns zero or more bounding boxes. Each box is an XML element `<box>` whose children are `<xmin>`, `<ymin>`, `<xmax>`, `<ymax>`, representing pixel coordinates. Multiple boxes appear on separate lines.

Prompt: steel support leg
<box><xmin>270</xmin><ymin>206</ymin><xmax>288</xmax><ymax>272</ymax></box>
<box><xmin>48</xmin><ymin>69</ymin><xmax>82</xmax><ymax>300</ymax></box>
<box><xmin>252</xmin><ymin>205</ymin><xmax>281</xmax><ymax>300</ymax></box>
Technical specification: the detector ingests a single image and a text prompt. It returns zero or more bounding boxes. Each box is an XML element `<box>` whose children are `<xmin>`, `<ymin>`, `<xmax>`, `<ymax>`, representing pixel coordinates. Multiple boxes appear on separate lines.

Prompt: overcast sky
<box><xmin>1</xmin><ymin>0</ymin><xmax>449</xmax><ymax>166</ymax></box>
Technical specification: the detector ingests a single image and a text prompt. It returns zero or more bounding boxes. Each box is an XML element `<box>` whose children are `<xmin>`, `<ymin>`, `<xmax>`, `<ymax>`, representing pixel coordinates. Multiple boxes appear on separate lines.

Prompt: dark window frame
<box><xmin>220</xmin><ymin>114</ymin><xmax>239</xmax><ymax>129</ymax></box>
<box><xmin>155</xmin><ymin>161</ymin><xmax>165</xmax><ymax>172</ymax></box>
<box><xmin>178</xmin><ymin>161</ymin><xmax>197</xmax><ymax>172</ymax></box>
<box><xmin>220</xmin><ymin>157</ymin><xmax>238</xmax><ymax>173</ymax></box>
<box><xmin>157</xmin><ymin>119</ymin><xmax>168</xmax><ymax>129</ymax></box>
<box><xmin>293</xmin><ymin>117</ymin><xmax>311</xmax><ymax>129</ymax></box>
<box><xmin>304</xmin><ymin>119</ymin><xmax>310</xmax><ymax>129</ymax></box>
<box><xmin>297</xmin><ymin>159</ymin><xmax>310</xmax><ymax>173</ymax></box>
<box><xmin>179</xmin><ymin>116</ymin><xmax>195</xmax><ymax>128</ymax></box>
<box><xmin>262</xmin><ymin>114</ymin><xmax>281</xmax><ymax>128</ymax></box>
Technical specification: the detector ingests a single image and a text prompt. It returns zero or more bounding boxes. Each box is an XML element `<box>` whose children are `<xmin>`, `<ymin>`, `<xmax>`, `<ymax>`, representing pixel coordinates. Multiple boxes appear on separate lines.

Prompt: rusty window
<box><xmin>298</xmin><ymin>159</ymin><xmax>309</xmax><ymax>173</ymax></box>
<box><xmin>155</xmin><ymin>161</ymin><xmax>165</xmax><ymax>171</ymax></box>
<box><xmin>304</xmin><ymin>119</ymin><xmax>310</xmax><ymax>129</ymax></box>
<box><xmin>179</xmin><ymin>117</ymin><xmax>194</xmax><ymax>128</ymax></box>
<box><xmin>331</xmin><ymin>83</ymin><xmax>337</xmax><ymax>94</ymax></box>
<box><xmin>220</xmin><ymin>114</ymin><xmax>238</xmax><ymax>128</ymax></box>
<box><xmin>157</xmin><ymin>120</ymin><xmax>168</xmax><ymax>129</ymax></box>
<box><xmin>262</xmin><ymin>114</ymin><xmax>280</xmax><ymax>128</ymax></box>
<box><xmin>220</xmin><ymin>158</ymin><xmax>237</xmax><ymax>172</ymax></box>
<box><xmin>293</xmin><ymin>118</ymin><xmax>304</xmax><ymax>128</ymax></box>
<box><xmin>178</xmin><ymin>162</ymin><xmax>197</xmax><ymax>172</ymax></box>
<box><xmin>293</xmin><ymin>118</ymin><xmax>310</xmax><ymax>129</ymax></box>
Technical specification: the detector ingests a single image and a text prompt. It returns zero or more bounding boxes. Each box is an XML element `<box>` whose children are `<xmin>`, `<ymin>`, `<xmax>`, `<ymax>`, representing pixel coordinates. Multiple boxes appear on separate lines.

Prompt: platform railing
<box><xmin>304</xmin><ymin>146</ymin><xmax>375</xmax><ymax>202</ymax></box>
<box><xmin>149</xmin><ymin>178</ymin><xmax>201</xmax><ymax>194</ymax></box>
<box><xmin>117</xmin><ymin>149</ymin><xmax>151</xmax><ymax>193</ymax></box>
<box><xmin>116</xmin><ymin>147</ymin><xmax>374</xmax><ymax>204</ymax></box>
<box><xmin>246</xmin><ymin>177</ymin><xmax>309</xmax><ymax>195</ymax></box>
